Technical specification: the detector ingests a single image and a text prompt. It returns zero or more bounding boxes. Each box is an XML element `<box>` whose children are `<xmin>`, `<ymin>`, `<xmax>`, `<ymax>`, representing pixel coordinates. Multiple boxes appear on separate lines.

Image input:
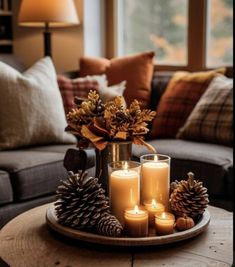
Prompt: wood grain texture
<box><xmin>0</xmin><ymin>204</ymin><xmax>233</xmax><ymax>267</ymax></box>
<box><xmin>46</xmin><ymin>204</ymin><xmax>210</xmax><ymax>246</ymax></box>
<box><xmin>134</xmin><ymin>206</ymin><xmax>233</xmax><ymax>267</ymax></box>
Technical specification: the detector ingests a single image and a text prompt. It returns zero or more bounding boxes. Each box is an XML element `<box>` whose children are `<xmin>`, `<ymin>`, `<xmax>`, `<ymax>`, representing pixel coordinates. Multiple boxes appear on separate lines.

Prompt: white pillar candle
<box><xmin>109</xmin><ymin>163</ymin><xmax>140</xmax><ymax>225</ymax></box>
<box><xmin>141</xmin><ymin>154</ymin><xmax>170</xmax><ymax>210</ymax></box>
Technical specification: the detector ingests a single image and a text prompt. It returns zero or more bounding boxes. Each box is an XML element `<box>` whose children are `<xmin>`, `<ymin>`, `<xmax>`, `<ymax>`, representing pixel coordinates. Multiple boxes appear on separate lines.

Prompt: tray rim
<box><xmin>46</xmin><ymin>204</ymin><xmax>210</xmax><ymax>247</ymax></box>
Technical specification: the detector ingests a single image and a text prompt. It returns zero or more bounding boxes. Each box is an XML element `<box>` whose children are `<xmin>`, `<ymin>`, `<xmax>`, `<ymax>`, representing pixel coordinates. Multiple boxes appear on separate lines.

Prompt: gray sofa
<box><xmin>0</xmin><ymin>55</ymin><xmax>233</xmax><ymax>229</ymax></box>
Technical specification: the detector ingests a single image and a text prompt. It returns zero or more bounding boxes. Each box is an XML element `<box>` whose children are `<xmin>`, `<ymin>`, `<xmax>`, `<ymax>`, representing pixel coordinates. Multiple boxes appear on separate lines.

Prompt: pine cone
<box><xmin>96</xmin><ymin>212</ymin><xmax>123</xmax><ymax>237</ymax></box>
<box><xmin>55</xmin><ymin>171</ymin><xmax>123</xmax><ymax>237</ymax></box>
<box><xmin>170</xmin><ymin>172</ymin><xmax>209</xmax><ymax>221</ymax></box>
<box><xmin>170</xmin><ymin>180</ymin><xmax>179</xmax><ymax>194</ymax></box>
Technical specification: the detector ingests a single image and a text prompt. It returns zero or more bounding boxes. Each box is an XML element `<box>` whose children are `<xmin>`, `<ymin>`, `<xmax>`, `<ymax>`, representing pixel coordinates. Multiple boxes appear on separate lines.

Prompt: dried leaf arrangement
<box><xmin>170</xmin><ymin>172</ymin><xmax>209</xmax><ymax>223</ymax></box>
<box><xmin>55</xmin><ymin>171</ymin><xmax>123</xmax><ymax>237</ymax></box>
<box><xmin>65</xmin><ymin>90</ymin><xmax>156</xmax><ymax>151</ymax></box>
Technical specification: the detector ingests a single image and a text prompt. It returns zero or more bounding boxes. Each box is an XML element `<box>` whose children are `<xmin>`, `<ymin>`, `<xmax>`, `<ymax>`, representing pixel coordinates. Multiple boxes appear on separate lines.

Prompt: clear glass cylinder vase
<box><xmin>140</xmin><ymin>154</ymin><xmax>171</xmax><ymax>210</ymax></box>
<box><xmin>95</xmin><ymin>141</ymin><xmax>132</xmax><ymax>194</ymax></box>
<box><xmin>108</xmin><ymin>160</ymin><xmax>141</xmax><ymax>226</ymax></box>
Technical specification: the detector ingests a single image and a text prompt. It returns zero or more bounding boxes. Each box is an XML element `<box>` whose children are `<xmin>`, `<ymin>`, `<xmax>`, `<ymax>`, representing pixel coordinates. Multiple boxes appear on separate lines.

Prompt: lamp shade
<box><xmin>18</xmin><ymin>0</ymin><xmax>79</xmax><ymax>27</ymax></box>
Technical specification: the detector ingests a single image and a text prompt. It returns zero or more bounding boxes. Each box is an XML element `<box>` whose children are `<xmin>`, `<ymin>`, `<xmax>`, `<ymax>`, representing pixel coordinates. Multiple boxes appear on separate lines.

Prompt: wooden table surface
<box><xmin>0</xmin><ymin>204</ymin><xmax>233</xmax><ymax>267</ymax></box>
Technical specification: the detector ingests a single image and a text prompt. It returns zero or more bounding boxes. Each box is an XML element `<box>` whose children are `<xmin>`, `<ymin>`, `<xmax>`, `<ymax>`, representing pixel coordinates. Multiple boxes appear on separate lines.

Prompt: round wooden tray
<box><xmin>46</xmin><ymin>204</ymin><xmax>210</xmax><ymax>247</ymax></box>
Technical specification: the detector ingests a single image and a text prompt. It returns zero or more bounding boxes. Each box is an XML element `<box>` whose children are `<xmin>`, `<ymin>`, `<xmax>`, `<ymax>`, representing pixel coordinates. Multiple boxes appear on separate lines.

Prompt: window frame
<box><xmin>105</xmin><ymin>0</ymin><xmax>233</xmax><ymax>75</ymax></box>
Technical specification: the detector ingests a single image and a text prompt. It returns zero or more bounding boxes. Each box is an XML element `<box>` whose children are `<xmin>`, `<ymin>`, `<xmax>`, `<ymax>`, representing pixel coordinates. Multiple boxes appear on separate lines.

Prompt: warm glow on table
<box><xmin>124</xmin><ymin>205</ymin><xmax>148</xmax><ymax>237</ymax></box>
<box><xmin>141</xmin><ymin>157</ymin><xmax>170</xmax><ymax>209</ymax></box>
<box><xmin>155</xmin><ymin>212</ymin><xmax>175</xmax><ymax>235</ymax></box>
<box><xmin>110</xmin><ymin>166</ymin><xmax>140</xmax><ymax>226</ymax></box>
<box><xmin>144</xmin><ymin>199</ymin><xmax>165</xmax><ymax>227</ymax></box>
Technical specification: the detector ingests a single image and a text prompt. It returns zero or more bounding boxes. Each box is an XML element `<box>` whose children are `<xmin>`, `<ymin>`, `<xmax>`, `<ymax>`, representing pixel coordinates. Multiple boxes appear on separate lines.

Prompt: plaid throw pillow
<box><xmin>176</xmin><ymin>75</ymin><xmax>233</xmax><ymax>146</ymax></box>
<box><xmin>149</xmin><ymin>68</ymin><xmax>225</xmax><ymax>138</ymax></box>
<box><xmin>57</xmin><ymin>75</ymin><xmax>100</xmax><ymax>114</ymax></box>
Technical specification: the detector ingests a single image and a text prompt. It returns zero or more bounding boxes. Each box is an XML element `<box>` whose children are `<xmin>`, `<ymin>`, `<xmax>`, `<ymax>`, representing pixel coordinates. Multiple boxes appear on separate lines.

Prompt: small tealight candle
<box><xmin>144</xmin><ymin>199</ymin><xmax>165</xmax><ymax>227</ymax></box>
<box><xmin>124</xmin><ymin>205</ymin><xmax>148</xmax><ymax>237</ymax></box>
<box><xmin>155</xmin><ymin>212</ymin><xmax>175</xmax><ymax>235</ymax></box>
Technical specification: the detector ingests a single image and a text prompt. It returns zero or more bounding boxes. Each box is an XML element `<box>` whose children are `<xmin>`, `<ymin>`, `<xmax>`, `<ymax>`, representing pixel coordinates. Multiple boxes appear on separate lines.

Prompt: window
<box><xmin>117</xmin><ymin>0</ymin><xmax>188</xmax><ymax>66</ymax></box>
<box><xmin>106</xmin><ymin>0</ymin><xmax>233</xmax><ymax>70</ymax></box>
<box><xmin>206</xmin><ymin>0</ymin><xmax>233</xmax><ymax>67</ymax></box>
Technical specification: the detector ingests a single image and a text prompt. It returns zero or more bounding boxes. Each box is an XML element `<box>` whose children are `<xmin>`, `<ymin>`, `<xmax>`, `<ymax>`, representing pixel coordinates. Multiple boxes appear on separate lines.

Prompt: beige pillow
<box><xmin>73</xmin><ymin>74</ymin><xmax>108</xmax><ymax>89</ymax></box>
<box><xmin>74</xmin><ymin>74</ymin><xmax>126</xmax><ymax>103</ymax></box>
<box><xmin>98</xmin><ymin>80</ymin><xmax>126</xmax><ymax>103</ymax></box>
<box><xmin>0</xmin><ymin>57</ymin><xmax>76</xmax><ymax>150</ymax></box>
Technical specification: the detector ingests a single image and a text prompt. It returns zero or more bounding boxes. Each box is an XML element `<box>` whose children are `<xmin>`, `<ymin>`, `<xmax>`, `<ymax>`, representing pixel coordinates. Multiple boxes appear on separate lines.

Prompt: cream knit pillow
<box><xmin>0</xmin><ymin>57</ymin><xmax>76</xmax><ymax>150</ymax></box>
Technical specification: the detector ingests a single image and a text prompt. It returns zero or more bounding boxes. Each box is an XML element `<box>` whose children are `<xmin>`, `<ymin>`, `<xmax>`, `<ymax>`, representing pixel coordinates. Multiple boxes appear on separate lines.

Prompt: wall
<box><xmin>83</xmin><ymin>0</ymin><xmax>105</xmax><ymax>57</ymax></box>
<box><xmin>12</xmin><ymin>0</ymin><xmax>84</xmax><ymax>73</ymax></box>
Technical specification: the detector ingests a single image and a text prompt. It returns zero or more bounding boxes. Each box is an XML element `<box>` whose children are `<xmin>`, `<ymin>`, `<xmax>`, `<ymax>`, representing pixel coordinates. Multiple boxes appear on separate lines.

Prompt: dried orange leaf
<box><xmin>114</xmin><ymin>131</ymin><xmax>127</xmax><ymax>140</ymax></box>
<box><xmin>92</xmin><ymin>117</ymin><xmax>109</xmax><ymax>135</ymax></box>
<box><xmin>81</xmin><ymin>125</ymin><xmax>104</xmax><ymax>143</ymax></box>
<box><xmin>94</xmin><ymin>141</ymin><xmax>108</xmax><ymax>150</ymax></box>
<box><xmin>133</xmin><ymin>137</ymin><xmax>157</xmax><ymax>152</ymax></box>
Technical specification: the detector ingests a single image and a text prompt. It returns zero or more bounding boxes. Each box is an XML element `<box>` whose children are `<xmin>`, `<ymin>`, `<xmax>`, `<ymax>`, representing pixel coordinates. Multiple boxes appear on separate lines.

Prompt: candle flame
<box><xmin>124</xmin><ymin>161</ymin><xmax>128</xmax><ymax>170</ymax></box>
<box><xmin>162</xmin><ymin>212</ymin><xmax>166</xmax><ymax>219</ymax></box>
<box><xmin>134</xmin><ymin>205</ymin><xmax>139</xmax><ymax>214</ymax></box>
<box><xmin>154</xmin><ymin>155</ymin><xmax>158</xmax><ymax>161</ymax></box>
<box><xmin>151</xmin><ymin>199</ymin><xmax>157</xmax><ymax>208</ymax></box>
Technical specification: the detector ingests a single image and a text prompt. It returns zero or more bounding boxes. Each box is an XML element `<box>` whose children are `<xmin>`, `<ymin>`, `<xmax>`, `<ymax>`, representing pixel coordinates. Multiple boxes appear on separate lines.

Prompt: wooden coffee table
<box><xmin>0</xmin><ymin>203</ymin><xmax>233</xmax><ymax>267</ymax></box>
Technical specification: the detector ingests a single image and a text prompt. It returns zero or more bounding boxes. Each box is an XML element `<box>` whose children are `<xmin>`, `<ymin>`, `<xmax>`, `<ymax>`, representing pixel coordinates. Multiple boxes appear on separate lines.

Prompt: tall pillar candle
<box><xmin>140</xmin><ymin>154</ymin><xmax>170</xmax><ymax>210</ymax></box>
<box><xmin>109</xmin><ymin>161</ymin><xmax>141</xmax><ymax>225</ymax></box>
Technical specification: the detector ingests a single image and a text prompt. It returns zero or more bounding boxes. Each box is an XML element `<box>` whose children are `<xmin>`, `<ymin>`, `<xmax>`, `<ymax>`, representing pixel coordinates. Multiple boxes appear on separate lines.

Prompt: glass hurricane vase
<box><xmin>95</xmin><ymin>141</ymin><xmax>132</xmax><ymax>194</ymax></box>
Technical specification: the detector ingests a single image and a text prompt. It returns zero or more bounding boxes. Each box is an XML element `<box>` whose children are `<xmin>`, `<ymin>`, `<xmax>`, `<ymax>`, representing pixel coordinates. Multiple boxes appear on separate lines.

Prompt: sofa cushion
<box><xmin>132</xmin><ymin>139</ymin><xmax>233</xmax><ymax>198</ymax></box>
<box><xmin>0</xmin><ymin>57</ymin><xmax>76</xmax><ymax>150</ymax></box>
<box><xmin>0</xmin><ymin>54</ymin><xmax>26</xmax><ymax>72</ymax></box>
<box><xmin>57</xmin><ymin>74</ymin><xmax>101</xmax><ymax>114</ymax></box>
<box><xmin>149</xmin><ymin>68</ymin><xmax>226</xmax><ymax>139</ymax></box>
<box><xmin>26</xmin><ymin>144</ymin><xmax>76</xmax><ymax>153</ymax></box>
<box><xmin>177</xmin><ymin>75</ymin><xmax>233</xmax><ymax>146</ymax></box>
<box><xmin>0</xmin><ymin>170</ymin><xmax>13</xmax><ymax>205</ymax></box>
<box><xmin>79</xmin><ymin>51</ymin><xmax>155</xmax><ymax>108</ymax></box>
<box><xmin>0</xmin><ymin>194</ymin><xmax>55</xmax><ymax>228</ymax></box>
<box><xmin>0</xmin><ymin>150</ymin><xmax>69</xmax><ymax>200</ymax></box>
<box><xmin>57</xmin><ymin>74</ymin><xmax>126</xmax><ymax>114</ymax></box>
<box><xmin>149</xmin><ymin>71</ymin><xmax>173</xmax><ymax>111</ymax></box>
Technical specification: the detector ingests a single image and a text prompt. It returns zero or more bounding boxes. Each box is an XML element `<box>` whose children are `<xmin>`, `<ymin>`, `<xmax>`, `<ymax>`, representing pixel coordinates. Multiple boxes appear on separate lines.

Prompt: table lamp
<box><xmin>18</xmin><ymin>0</ymin><xmax>79</xmax><ymax>57</ymax></box>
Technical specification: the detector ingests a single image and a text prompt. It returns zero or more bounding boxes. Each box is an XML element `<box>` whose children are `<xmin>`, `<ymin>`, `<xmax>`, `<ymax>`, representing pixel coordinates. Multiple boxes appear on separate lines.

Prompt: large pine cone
<box><xmin>170</xmin><ymin>172</ymin><xmax>209</xmax><ymax>220</ymax></box>
<box><xmin>55</xmin><ymin>171</ymin><xmax>123</xmax><ymax>237</ymax></box>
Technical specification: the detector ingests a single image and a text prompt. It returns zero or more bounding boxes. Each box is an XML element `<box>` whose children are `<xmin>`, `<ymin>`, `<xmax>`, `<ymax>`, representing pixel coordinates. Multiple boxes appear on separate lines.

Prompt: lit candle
<box><xmin>109</xmin><ymin>162</ymin><xmax>140</xmax><ymax>225</ymax></box>
<box><xmin>124</xmin><ymin>205</ymin><xmax>148</xmax><ymax>237</ymax></box>
<box><xmin>144</xmin><ymin>199</ymin><xmax>165</xmax><ymax>227</ymax></box>
<box><xmin>155</xmin><ymin>212</ymin><xmax>175</xmax><ymax>235</ymax></box>
<box><xmin>141</xmin><ymin>154</ymin><xmax>170</xmax><ymax>209</ymax></box>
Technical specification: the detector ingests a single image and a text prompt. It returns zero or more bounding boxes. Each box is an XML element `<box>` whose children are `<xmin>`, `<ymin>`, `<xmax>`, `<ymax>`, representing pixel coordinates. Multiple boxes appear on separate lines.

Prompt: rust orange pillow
<box><xmin>79</xmin><ymin>51</ymin><xmax>155</xmax><ymax>109</ymax></box>
<box><xmin>149</xmin><ymin>68</ymin><xmax>226</xmax><ymax>138</ymax></box>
